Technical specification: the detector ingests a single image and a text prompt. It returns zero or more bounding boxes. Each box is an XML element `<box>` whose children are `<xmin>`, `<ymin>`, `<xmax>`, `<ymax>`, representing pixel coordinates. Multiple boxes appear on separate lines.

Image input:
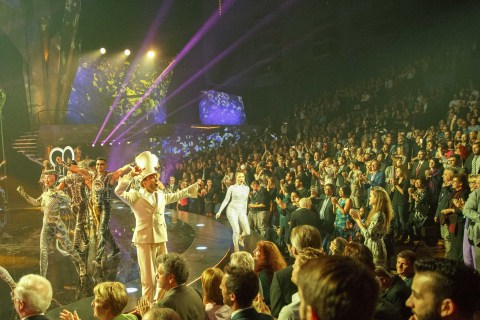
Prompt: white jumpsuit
<box><xmin>218</xmin><ymin>184</ymin><xmax>250</xmax><ymax>250</ymax></box>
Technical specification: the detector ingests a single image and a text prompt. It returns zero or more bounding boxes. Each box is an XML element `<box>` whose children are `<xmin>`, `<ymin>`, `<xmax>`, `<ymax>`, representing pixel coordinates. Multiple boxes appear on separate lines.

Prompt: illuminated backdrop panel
<box><xmin>199</xmin><ymin>90</ymin><xmax>247</xmax><ymax>125</ymax></box>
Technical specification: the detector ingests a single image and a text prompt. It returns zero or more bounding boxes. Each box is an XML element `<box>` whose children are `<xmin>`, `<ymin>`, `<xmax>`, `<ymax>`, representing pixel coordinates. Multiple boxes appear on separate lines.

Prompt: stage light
<box><xmin>109</xmin><ymin>142</ymin><xmax>113</xmax><ymax>146</ymax></box>
<box><xmin>100</xmin><ymin>48</ymin><xmax>106</xmax><ymax>54</ymax></box>
<box><xmin>91</xmin><ymin>144</ymin><xmax>95</xmax><ymax>147</ymax></box>
<box><xmin>196</xmin><ymin>246</ymin><xmax>207</xmax><ymax>250</ymax></box>
<box><xmin>147</xmin><ymin>50</ymin><xmax>155</xmax><ymax>58</ymax></box>
<box><xmin>124</xmin><ymin>49</ymin><xmax>131</xmax><ymax>56</ymax></box>
<box><xmin>100</xmin><ymin>143</ymin><xmax>104</xmax><ymax>146</ymax></box>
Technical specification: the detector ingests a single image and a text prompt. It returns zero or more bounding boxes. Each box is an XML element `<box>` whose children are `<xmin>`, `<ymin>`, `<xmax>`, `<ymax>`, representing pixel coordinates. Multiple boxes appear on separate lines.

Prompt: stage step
<box><xmin>12</xmin><ymin>131</ymin><xmax>42</xmax><ymax>163</ymax></box>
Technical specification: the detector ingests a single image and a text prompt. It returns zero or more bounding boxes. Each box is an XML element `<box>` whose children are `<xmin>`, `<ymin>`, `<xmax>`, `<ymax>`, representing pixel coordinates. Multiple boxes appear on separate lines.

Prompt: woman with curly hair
<box><xmin>201</xmin><ymin>268</ymin><xmax>231</xmax><ymax>320</ymax></box>
<box><xmin>253</xmin><ymin>240</ymin><xmax>287</xmax><ymax>306</ymax></box>
<box><xmin>350</xmin><ymin>187</ymin><xmax>394</xmax><ymax>267</ymax></box>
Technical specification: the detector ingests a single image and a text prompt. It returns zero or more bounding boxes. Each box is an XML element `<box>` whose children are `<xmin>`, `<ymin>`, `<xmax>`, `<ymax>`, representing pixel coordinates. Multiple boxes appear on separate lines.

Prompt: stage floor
<box><xmin>0</xmin><ymin>202</ymin><xmax>245</xmax><ymax>319</ymax></box>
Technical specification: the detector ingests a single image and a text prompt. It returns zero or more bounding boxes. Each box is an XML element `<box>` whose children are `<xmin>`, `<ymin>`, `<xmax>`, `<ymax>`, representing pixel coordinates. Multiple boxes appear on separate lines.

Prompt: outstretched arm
<box><xmin>110</xmin><ymin>163</ymin><xmax>133</xmax><ymax>184</ymax></box>
<box><xmin>16</xmin><ymin>186</ymin><xmax>41</xmax><ymax>207</ymax></box>
<box><xmin>56</xmin><ymin>156</ymin><xmax>90</xmax><ymax>179</ymax></box>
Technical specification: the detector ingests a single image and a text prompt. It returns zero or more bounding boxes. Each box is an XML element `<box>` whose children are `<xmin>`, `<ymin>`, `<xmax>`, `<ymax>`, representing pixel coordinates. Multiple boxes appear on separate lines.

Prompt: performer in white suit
<box><xmin>115</xmin><ymin>151</ymin><xmax>200</xmax><ymax>303</ymax></box>
<box><xmin>216</xmin><ymin>172</ymin><xmax>250</xmax><ymax>252</ymax></box>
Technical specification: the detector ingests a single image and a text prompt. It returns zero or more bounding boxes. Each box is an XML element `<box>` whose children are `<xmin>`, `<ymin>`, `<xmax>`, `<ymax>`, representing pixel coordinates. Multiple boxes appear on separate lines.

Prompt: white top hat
<box><xmin>135</xmin><ymin>151</ymin><xmax>159</xmax><ymax>181</ymax></box>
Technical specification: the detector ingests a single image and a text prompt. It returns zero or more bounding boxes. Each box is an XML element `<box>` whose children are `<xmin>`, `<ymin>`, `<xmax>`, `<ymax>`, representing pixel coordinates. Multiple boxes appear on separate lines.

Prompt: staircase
<box><xmin>12</xmin><ymin>131</ymin><xmax>43</xmax><ymax>164</ymax></box>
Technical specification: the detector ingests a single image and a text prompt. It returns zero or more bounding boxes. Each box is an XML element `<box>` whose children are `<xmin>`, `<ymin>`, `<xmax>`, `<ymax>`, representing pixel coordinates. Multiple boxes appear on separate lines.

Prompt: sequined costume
<box><xmin>59</xmin><ymin>173</ymin><xmax>88</xmax><ymax>250</ymax></box>
<box><xmin>16</xmin><ymin>187</ymin><xmax>86</xmax><ymax>278</ymax></box>
<box><xmin>91</xmin><ymin>171</ymin><xmax>120</xmax><ymax>263</ymax></box>
<box><xmin>0</xmin><ymin>265</ymin><xmax>15</xmax><ymax>289</ymax></box>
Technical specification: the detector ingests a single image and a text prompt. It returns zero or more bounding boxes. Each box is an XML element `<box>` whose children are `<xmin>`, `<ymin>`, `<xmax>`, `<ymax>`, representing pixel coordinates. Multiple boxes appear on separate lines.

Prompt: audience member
<box><xmin>297</xmin><ymin>256</ymin><xmax>379</xmax><ymax>320</ymax></box>
<box><xmin>253</xmin><ymin>241</ymin><xmax>287</xmax><ymax>306</ymax></box>
<box><xmin>221</xmin><ymin>266</ymin><xmax>273</xmax><ymax>320</ymax></box>
<box><xmin>270</xmin><ymin>225</ymin><xmax>322</xmax><ymax>318</ymax></box>
<box><xmin>396</xmin><ymin>250</ymin><xmax>417</xmax><ymax>287</ymax></box>
<box><xmin>278</xmin><ymin>248</ymin><xmax>324</xmax><ymax>320</ymax></box>
<box><xmin>155</xmin><ymin>253</ymin><xmax>206</xmax><ymax>320</ymax></box>
<box><xmin>201</xmin><ymin>268</ymin><xmax>231</xmax><ymax>320</ymax></box>
<box><xmin>374</xmin><ymin>266</ymin><xmax>411</xmax><ymax>319</ymax></box>
<box><xmin>60</xmin><ymin>281</ymin><xmax>137</xmax><ymax>320</ymax></box>
<box><xmin>143</xmin><ymin>307</ymin><xmax>181</xmax><ymax>320</ymax></box>
<box><xmin>13</xmin><ymin>274</ymin><xmax>52</xmax><ymax>320</ymax></box>
<box><xmin>406</xmin><ymin>258</ymin><xmax>480</xmax><ymax>320</ymax></box>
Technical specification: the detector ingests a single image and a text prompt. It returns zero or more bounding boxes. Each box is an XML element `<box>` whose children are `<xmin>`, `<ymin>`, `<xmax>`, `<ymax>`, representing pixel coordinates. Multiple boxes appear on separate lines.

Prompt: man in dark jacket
<box><xmin>221</xmin><ymin>266</ymin><xmax>273</xmax><ymax>320</ymax></box>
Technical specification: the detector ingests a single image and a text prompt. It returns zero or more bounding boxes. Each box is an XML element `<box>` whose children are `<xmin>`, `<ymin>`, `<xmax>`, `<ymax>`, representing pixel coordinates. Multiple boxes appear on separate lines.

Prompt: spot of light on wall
<box><xmin>124</xmin><ymin>49</ymin><xmax>131</xmax><ymax>56</ymax></box>
<box><xmin>100</xmin><ymin>48</ymin><xmax>106</xmax><ymax>55</ymax></box>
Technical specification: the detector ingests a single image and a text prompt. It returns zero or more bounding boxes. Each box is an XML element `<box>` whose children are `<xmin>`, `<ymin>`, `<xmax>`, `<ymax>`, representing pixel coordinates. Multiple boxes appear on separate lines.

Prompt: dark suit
<box><xmin>381</xmin><ymin>275</ymin><xmax>411</xmax><ymax>319</ymax></box>
<box><xmin>270</xmin><ymin>265</ymin><xmax>297</xmax><ymax>318</ymax></box>
<box><xmin>231</xmin><ymin>307</ymin><xmax>274</xmax><ymax>320</ymax></box>
<box><xmin>317</xmin><ymin>195</ymin><xmax>335</xmax><ymax>252</ymax></box>
<box><xmin>290</xmin><ymin>208</ymin><xmax>321</xmax><ymax>231</ymax></box>
<box><xmin>410</xmin><ymin>160</ymin><xmax>429</xmax><ymax>180</ymax></box>
<box><xmin>156</xmin><ymin>285</ymin><xmax>206</xmax><ymax>320</ymax></box>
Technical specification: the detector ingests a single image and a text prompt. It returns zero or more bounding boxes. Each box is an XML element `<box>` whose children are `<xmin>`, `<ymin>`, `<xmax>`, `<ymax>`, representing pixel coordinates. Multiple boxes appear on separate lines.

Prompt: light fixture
<box><xmin>147</xmin><ymin>50</ymin><xmax>155</xmax><ymax>58</ymax></box>
<box><xmin>124</xmin><ymin>49</ymin><xmax>131</xmax><ymax>56</ymax></box>
<box><xmin>100</xmin><ymin>48</ymin><xmax>106</xmax><ymax>54</ymax></box>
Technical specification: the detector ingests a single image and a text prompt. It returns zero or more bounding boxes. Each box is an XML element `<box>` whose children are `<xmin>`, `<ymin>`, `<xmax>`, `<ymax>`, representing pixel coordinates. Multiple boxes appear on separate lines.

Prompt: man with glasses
<box><xmin>12</xmin><ymin>274</ymin><xmax>52</xmax><ymax>320</ymax></box>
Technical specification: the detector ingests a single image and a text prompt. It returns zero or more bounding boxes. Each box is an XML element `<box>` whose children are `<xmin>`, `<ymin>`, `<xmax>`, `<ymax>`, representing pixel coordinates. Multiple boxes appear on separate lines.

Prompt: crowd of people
<box><xmin>3</xmin><ymin>42</ymin><xmax>480</xmax><ymax>319</ymax></box>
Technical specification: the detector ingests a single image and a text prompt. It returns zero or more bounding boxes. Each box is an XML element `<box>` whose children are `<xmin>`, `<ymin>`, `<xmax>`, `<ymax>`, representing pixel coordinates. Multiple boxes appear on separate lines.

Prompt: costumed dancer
<box><xmin>16</xmin><ymin>170</ymin><xmax>87</xmax><ymax>280</ymax></box>
<box><xmin>56</xmin><ymin>156</ymin><xmax>132</xmax><ymax>267</ymax></box>
<box><xmin>0</xmin><ymin>265</ymin><xmax>16</xmax><ymax>289</ymax></box>
<box><xmin>216</xmin><ymin>172</ymin><xmax>251</xmax><ymax>252</ymax></box>
<box><xmin>57</xmin><ymin>160</ymin><xmax>89</xmax><ymax>253</ymax></box>
<box><xmin>115</xmin><ymin>151</ymin><xmax>201</xmax><ymax>303</ymax></box>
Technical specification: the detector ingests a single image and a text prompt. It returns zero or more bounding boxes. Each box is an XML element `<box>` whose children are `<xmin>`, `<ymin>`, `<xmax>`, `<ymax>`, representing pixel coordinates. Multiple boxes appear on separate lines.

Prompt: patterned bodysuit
<box><xmin>17</xmin><ymin>187</ymin><xmax>86</xmax><ymax>277</ymax></box>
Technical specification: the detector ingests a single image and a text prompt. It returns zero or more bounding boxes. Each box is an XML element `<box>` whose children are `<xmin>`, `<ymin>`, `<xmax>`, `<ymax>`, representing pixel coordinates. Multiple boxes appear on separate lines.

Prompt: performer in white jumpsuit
<box><xmin>216</xmin><ymin>172</ymin><xmax>250</xmax><ymax>252</ymax></box>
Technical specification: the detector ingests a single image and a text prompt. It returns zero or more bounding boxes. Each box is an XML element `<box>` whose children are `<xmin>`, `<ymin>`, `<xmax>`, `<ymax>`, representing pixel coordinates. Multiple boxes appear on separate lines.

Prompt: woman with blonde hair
<box><xmin>350</xmin><ymin>187</ymin><xmax>394</xmax><ymax>267</ymax></box>
<box><xmin>201</xmin><ymin>268</ymin><xmax>230</xmax><ymax>320</ymax></box>
<box><xmin>60</xmin><ymin>281</ymin><xmax>137</xmax><ymax>320</ymax></box>
<box><xmin>216</xmin><ymin>172</ymin><xmax>250</xmax><ymax>252</ymax></box>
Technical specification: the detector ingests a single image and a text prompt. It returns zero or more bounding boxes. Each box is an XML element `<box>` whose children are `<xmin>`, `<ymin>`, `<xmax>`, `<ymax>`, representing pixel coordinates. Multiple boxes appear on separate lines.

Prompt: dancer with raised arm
<box><xmin>56</xmin><ymin>156</ymin><xmax>131</xmax><ymax>267</ymax></box>
<box><xmin>16</xmin><ymin>170</ymin><xmax>87</xmax><ymax>281</ymax></box>
<box><xmin>115</xmin><ymin>151</ymin><xmax>201</xmax><ymax>303</ymax></box>
<box><xmin>216</xmin><ymin>172</ymin><xmax>251</xmax><ymax>252</ymax></box>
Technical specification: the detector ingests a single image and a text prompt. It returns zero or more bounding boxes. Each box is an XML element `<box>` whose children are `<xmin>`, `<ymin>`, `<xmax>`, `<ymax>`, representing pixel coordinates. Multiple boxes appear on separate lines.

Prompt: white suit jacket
<box><xmin>115</xmin><ymin>175</ymin><xmax>198</xmax><ymax>244</ymax></box>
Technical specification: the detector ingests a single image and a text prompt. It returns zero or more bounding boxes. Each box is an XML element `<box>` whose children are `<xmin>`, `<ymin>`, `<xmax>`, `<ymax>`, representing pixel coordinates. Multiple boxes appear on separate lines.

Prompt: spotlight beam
<box><xmin>92</xmin><ymin>0</ymin><xmax>174</xmax><ymax>146</ymax></box>
<box><xmin>110</xmin><ymin>0</ymin><xmax>296</xmax><ymax>144</ymax></box>
<box><xmin>102</xmin><ymin>0</ymin><xmax>237</xmax><ymax>145</ymax></box>
<box><xmin>166</xmin><ymin>0</ymin><xmax>296</xmax><ymax>119</ymax></box>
